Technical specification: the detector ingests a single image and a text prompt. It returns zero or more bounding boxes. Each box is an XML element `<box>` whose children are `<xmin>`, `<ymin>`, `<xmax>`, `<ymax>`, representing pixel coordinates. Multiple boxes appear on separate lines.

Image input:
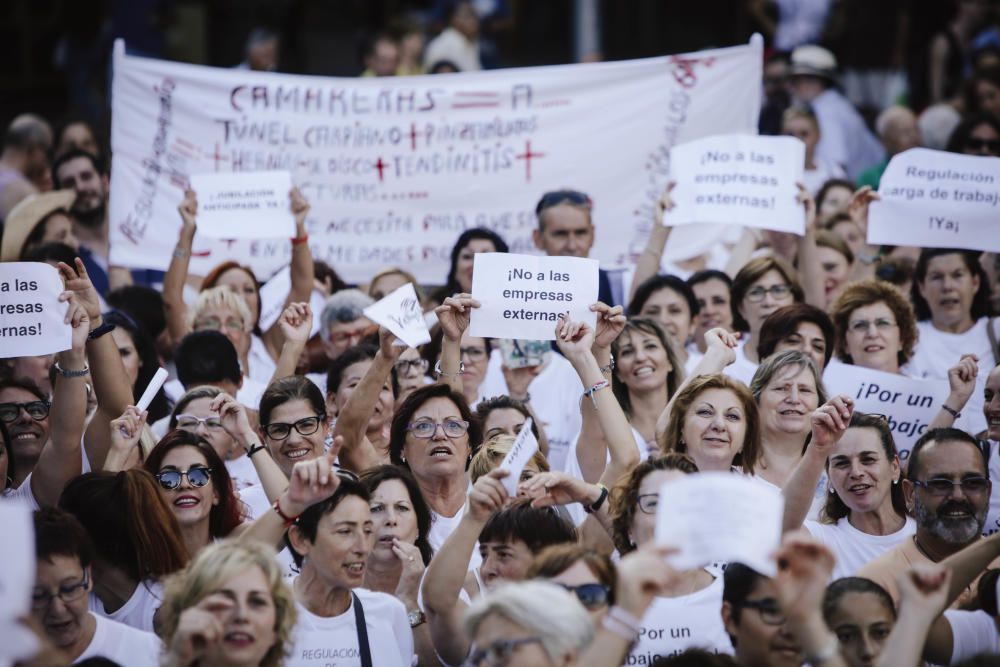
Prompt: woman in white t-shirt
<box><xmin>285</xmin><ymin>475</ymin><xmax>413</xmax><ymax>667</ymax></box>
<box><xmin>627</xmin><ymin>275</ymin><xmax>703</xmax><ymax>373</ymax></box>
<box><xmin>158</xmin><ymin>540</ymin><xmax>298</xmax><ymax>667</ymax></box>
<box><xmin>829</xmin><ymin>279</ymin><xmax>919</xmax><ymax>376</ymax></box>
<box><xmin>609</xmin><ymin>454</ymin><xmax>734</xmax><ymax>660</ymax></box>
<box><xmin>783</xmin><ymin>409</ymin><xmax>914</xmax><ymax>580</ymax></box>
<box><xmin>907</xmin><ymin>249</ymin><xmax>999</xmax><ymax>434</ymax></box>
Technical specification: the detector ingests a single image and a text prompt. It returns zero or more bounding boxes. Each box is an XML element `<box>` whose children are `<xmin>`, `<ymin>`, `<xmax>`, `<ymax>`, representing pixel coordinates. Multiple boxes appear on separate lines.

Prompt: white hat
<box><xmin>789</xmin><ymin>45</ymin><xmax>839</xmax><ymax>85</ymax></box>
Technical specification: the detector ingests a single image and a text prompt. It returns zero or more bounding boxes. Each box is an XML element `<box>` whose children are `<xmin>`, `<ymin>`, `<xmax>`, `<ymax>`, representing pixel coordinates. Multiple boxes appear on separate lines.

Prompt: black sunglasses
<box><xmin>154</xmin><ymin>466</ymin><xmax>213</xmax><ymax>490</ymax></box>
<box><xmin>560</xmin><ymin>583</ymin><xmax>611</xmax><ymax>609</ymax></box>
<box><xmin>535</xmin><ymin>189</ymin><xmax>592</xmax><ymax>215</ymax></box>
<box><xmin>0</xmin><ymin>400</ymin><xmax>50</xmax><ymax>423</ymax></box>
<box><xmin>965</xmin><ymin>137</ymin><xmax>1000</xmax><ymax>153</ymax></box>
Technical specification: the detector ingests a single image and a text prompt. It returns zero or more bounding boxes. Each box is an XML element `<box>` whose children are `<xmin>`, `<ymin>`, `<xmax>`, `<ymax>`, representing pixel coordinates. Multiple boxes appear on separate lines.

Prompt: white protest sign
<box><xmin>0</xmin><ymin>502</ymin><xmax>34</xmax><ymax>624</ymax></box>
<box><xmin>189</xmin><ymin>170</ymin><xmax>294</xmax><ymax>239</ymax></box>
<box><xmin>667</xmin><ymin>134</ymin><xmax>805</xmax><ymax>233</ymax></box>
<box><xmin>469</xmin><ymin>253</ymin><xmax>598</xmax><ymax>341</ymax></box>
<box><xmin>108</xmin><ymin>37</ymin><xmax>762</xmax><ymax>282</ymax></box>
<box><xmin>499</xmin><ymin>418</ymin><xmax>538</xmax><ymax>497</ymax></box>
<box><xmin>655</xmin><ymin>472</ymin><xmax>783</xmax><ymax>576</ymax></box>
<box><xmin>363</xmin><ymin>282</ymin><xmax>431</xmax><ymax>348</ymax></box>
<box><xmin>869</xmin><ymin>148</ymin><xmax>1000</xmax><ymax>252</ymax></box>
<box><xmin>257</xmin><ymin>266</ymin><xmax>325</xmax><ymax>336</ymax></box>
<box><xmin>822</xmin><ymin>362</ymin><xmax>955</xmax><ymax>463</ymax></box>
<box><xmin>0</xmin><ymin>263</ymin><xmax>71</xmax><ymax>358</ymax></box>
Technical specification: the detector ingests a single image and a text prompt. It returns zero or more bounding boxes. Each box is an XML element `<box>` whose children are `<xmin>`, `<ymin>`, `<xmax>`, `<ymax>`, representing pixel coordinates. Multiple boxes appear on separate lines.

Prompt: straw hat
<box><xmin>1</xmin><ymin>190</ymin><xmax>76</xmax><ymax>261</ymax></box>
<box><xmin>789</xmin><ymin>45</ymin><xmax>839</xmax><ymax>85</ymax></box>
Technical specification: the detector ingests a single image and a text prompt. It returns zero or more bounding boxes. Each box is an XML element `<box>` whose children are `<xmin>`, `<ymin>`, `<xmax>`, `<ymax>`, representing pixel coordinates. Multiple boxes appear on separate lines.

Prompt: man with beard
<box><xmin>859</xmin><ymin>427</ymin><xmax>998</xmax><ymax>608</ymax></box>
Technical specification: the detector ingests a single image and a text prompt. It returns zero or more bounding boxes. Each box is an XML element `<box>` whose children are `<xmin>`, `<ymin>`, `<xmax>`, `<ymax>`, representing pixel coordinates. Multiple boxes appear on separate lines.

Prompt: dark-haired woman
<box><xmin>907</xmin><ymin>248</ymin><xmax>999</xmax><ymax>434</ymax></box>
<box><xmin>783</xmin><ymin>410</ymin><xmax>914</xmax><ymax>580</ymax></box>
<box><xmin>822</xmin><ymin>577</ymin><xmax>897</xmax><ymax>667</ymax></box>
<box><xmin>628</xmin><ymin>275</ymin><xmax>702</xmax><ymax>373</ymax></box>
<box><xmin>103</xmin><ymin>309</ymin><xmax>171</xmax><ymax>424</ymax></box>
<box><xmin>429</xmin><ymin>227</ymin><xmax>509</xmax><ymax>305</ymax></box>
<box><xmin>687</xmin><ymin>269</ymin><xmax>734</xmax><ymax>354</ymax></box>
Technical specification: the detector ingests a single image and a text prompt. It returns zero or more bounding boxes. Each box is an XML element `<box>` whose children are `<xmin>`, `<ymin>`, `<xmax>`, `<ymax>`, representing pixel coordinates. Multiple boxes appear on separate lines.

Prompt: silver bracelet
<box><xmin>54</xmin><ymin>361</ymin><xmax>90</xmax><ymax>378</ymax></box>
<box><xmin>433</xmin><ymin>360</ymin><xmax>465</xmax><ymax>377</ymax></box>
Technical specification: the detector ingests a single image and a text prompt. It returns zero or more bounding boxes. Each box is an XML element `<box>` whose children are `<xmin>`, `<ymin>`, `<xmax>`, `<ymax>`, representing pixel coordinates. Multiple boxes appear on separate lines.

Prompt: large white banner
<box><xmin>109</xmin><ymin>38</ymin><xmax>761</xmax><ymax>284</ymax></box>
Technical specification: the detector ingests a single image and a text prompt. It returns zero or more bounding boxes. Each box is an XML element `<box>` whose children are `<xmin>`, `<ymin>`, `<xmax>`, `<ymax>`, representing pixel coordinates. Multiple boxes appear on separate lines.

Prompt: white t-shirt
<box><xmin>429</xmin><ymin>503</ymin><xmax>483</xmax><ymax>570</ymax></box>
<box><xmin>629</xmin><ymin>575</ymin><xmax>734</xmax><ymax>663</ymax></box>
<box><xmin>804</xmin><ymin>516</ymin><xmax>917</xmax><ymax>580</ymax></box>
<box><xmin>226</xmin><ymin>454</ymin><xmax>262</xmax><ymax>492</ymax></box>
<box><xmin>944</xmin><ymin>609</ymin><xmax>1000</xmax><ymax>662</ymax></box>
<box><xmin>478</xmin><ymin>350</ymin><xmax>583</xmax><ymax>472</ymax></box>
<box><xmin>88</xmin><ymin>580</ymin><xmax>163</xmax><ymax>632</ymax></box>
<box><xmin>239</xmin><ymin>484</ymin><xmax>299</xmax><ymax>578</ymax></box>
<box><xmin>74</xmin><ymin>613</ymin><xmax>161</xmax><ymax>666</ymax></box>
<box><xmin>985</xmin><ymin>439</ymin><xmax>1000</xmax><ymax>538</ymax></box>
<box><xmin>287</xmin><ymin>589</ymin><xmax>413</xmax><ymax>667</ymax></box>
<box><xmin>248</xmin><ymin>334</ymin><xmax>278</xmax><ymax>386</ymax></box>
<box><xmin>905</xmin><ymin>317</ymin><xmax>999</xmax><ymax>435</ymax></box>
<box><xmin>724</xmin><ymin>338</ymin><xmax>758</xmax><ymax>388</ymax></box>
<box><xmin>563</xmin><ymin>425</ymin><xmax>649</xmax><ymax>527</ymax></box>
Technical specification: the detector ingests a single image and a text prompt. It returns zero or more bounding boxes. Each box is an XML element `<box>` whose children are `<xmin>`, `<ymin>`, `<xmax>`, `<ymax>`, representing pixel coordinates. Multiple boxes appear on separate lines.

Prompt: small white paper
<box><xmin>363</xmin><ymin>282</ymin><xmax>431</xmax><ymax>348</ymax></box>
<box><xmin>0</xmin><ymin>502</ymin><xmax>34</xmax><ymax>620</ymax></box>
<box><xmin>190</xmin><ymin>170</ymin><xmax>295</xmax><ymax>239</ymax></box>
<box><xmin>668</xmin><ymin>134</ymin><xmax>805</xmax><ymax>234</ymax></box>
<box><xmin>136</xmin><ymin>367</ymin><xmax>169</xmax><ymax>411</ymax></box>
<box><xmin>498</xmin><ymin>418</ymin><xmax>538</xmax><ymax>497</ymax></box>
<box><xmin>655</xmin><ymin>472</ymin><xmax>783</xmax><ymax>576</ymax></box>
<box><xmin>869</xmin><ymin>148</ymin><xmax>1000</xmax><ymax>252</ymax></box>
<box><xmin>0</xmin><ymin>262</ymin><xmax>71</xmax><ymax>358</ymax></box>
<box><xmin>469</xmin><ymin>253</ymin><xmax>599</xmax><ymax>341</ymax></box>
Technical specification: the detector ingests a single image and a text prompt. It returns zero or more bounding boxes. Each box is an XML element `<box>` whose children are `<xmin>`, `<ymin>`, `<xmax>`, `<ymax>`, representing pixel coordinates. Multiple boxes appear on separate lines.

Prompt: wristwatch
<box><xmin>407</xmin><ymin>609</ymin><xmax>426</xmax><ymax>628</ymax></box>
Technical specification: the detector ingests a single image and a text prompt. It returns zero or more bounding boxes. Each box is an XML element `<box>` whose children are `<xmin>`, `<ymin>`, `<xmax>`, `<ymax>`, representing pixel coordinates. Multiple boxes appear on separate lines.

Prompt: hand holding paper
<box><xmin>189</xmin><ymin>171</ymin><xmax>295</xmax><ymax>239</ymax></box>
<box><xmin>0</xmin><ymin>262</ymin><xmax>72</xmax><ymax>358</ymax></box>
<box><xmin>363</xmin><ymin>282</ymin><xmax>431</xmax><ymax>348</ymax></box>
<box><xmin>655</xmin><ymin>472</ymin><xmax>784</xmax><ymax>576</ymax></box>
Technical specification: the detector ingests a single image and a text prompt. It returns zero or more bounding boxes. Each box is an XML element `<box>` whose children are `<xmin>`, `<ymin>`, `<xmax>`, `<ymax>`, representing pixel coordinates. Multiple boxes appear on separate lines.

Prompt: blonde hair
<box><xmin>158</xmin><ymin>540</ymin><xmax>297</xmax><ymax>667</ymax></box>
<box><xmin>188</xmin><ymin>286</ymin><xmax>253</xmax><ymax>331</ymax></box>
<box><xmin>368</xmin><ymin>266</ymin><xmax>424</xmax><ymax>302</ymax></box>
<box><xmin>470</xmin><ymin>434</ymin><xmax>550</xmax><ymax>483</ymax></box>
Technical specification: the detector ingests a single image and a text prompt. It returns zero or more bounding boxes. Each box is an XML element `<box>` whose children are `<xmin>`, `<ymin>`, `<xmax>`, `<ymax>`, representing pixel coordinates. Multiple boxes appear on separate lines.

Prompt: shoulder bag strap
<box><xmin>352</xmin><ymin>591</ymin><xmax>373</xmax><ymax>667</ymax></box>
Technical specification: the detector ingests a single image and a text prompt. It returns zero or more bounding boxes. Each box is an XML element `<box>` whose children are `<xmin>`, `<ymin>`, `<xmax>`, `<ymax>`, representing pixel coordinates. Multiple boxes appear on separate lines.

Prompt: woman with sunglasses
<box><xmin>0</xmin><ymin>295</ymin><xmax>90</xmax><ymax>507</ymax></box>
<box><xmin>783</xmin><ymin>408</ymin><xmax>916</xmax><ymax>580</ymax></box>
<box><xmin>608</xmin><ymin>454</ymin><xmax>734</xmax><ymax>659</ymax></box>
<box><xmin>164</xmin><ymin>188</ymin><xmax>314</xmax><ymax>382</ymax></box>
<box><xmin>528</xmin><ymin>544</ymin><xmax>616</xmax><ymax>624</ymax></box>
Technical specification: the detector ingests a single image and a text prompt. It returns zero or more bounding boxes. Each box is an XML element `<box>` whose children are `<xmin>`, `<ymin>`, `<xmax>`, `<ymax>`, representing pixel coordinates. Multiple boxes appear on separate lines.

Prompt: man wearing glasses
<box><xmin>860</xmin><ymin>427</ymin><xmax>999</xmax><ymax>607</ymax></box>
<box><xmin>532</xmin><ymin>189</ymin><xmax>623</xmax><ymax>308</ymax></box>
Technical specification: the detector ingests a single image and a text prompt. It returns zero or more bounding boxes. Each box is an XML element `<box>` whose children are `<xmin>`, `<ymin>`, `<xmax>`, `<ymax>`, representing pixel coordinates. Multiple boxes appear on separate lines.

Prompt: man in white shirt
<box><xmin>30</xmin><ymin>508</ymin><xmax>161</xmax><ymax>666</ymax></box>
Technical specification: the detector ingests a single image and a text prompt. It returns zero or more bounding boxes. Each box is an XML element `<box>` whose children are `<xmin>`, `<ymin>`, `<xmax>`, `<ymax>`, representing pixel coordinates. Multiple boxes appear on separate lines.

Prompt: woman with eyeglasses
<box><xmin>906</xmin><ymin>248</ymin><xmax>999</xmax><ymax>435</ymax></box>
<box><xmin>783</xmin><ymin>409</ymin><xmax>916</xmax><ymax>579</ymax></box>
<box><xmin>157</xmin><ymin>540</ymin><xmax>297</xmax><ymax>667</ymax></box>
<box><xmin>528</xmin><ymin>544</ymin><xmax>616</xmax><ymax>624</ymax></box>
<box><xmin>463</xmin><ymin>580</ymin><xmax>594</xmax><ymax>667</ymax></box>
<box><xmin>946</xmin><ymin>111</ymin><xmax>1000</xmax><ymax>158</ymax></box>
<box><xmin>608</xmin><ymin>454</ymin><xmax>734</xmax><ymax>659</ymax></box>
<box><xmin>727</xmin><ymin>256</ymin><xmax>804</xmax><ymax>385</ymax></box>
<box><xmin>829</xmin><ymin>279</ymin><xmax>918</xmax><ymax>376</ymax></box>
<box><xmin>394</xmin><ymin>346</ymin><xmax>431</xmax><ymax>407</ymax></box>
<box><xmin>59</xmin><ymin>469</ymin><xmax>189</xmax><ymax>631</ymax></box>
<box><xmin>30</xmin><ymin>507</ymin><xmax>162</xmax><ymax>666</ymax></box>
<box><xmin>164</xmin><ymin>188</ymin><xmax>314</xmax><ymax>383</ymax></box>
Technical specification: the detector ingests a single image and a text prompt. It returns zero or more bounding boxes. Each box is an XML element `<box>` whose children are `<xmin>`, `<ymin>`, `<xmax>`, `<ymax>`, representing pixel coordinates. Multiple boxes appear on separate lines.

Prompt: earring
<box><xmin>829</xmin><ymin>487</ymin><xmax>836</xmax><ymax>494</ymax></box>
<box><xmin>892</xmin><ymin>479</ymin><xmax>899</xmax><ymax>485</ymax></box>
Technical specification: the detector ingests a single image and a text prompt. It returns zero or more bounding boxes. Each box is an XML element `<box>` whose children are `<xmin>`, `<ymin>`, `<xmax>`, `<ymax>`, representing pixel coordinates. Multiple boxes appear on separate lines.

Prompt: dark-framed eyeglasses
<box><xmin>560</xmin><ymin>582</ymin><xmax>611</xmax><ymax>610</ymax></box>
<box><xmin>535</xmin><ymin>189</ymin><xmax>592</xmax><ymax>215</ymax></box>
<box><xmin>263</xmin><ymin>415</ymin><xmax>325</xmax><ymax>440</ymax></box>
<box><xmin>154</xmin><ymin>466</ymin><xmax>213</xmax><ymax>490</ymax></box>
<box><xmin>741</xmin><ymin>598</ymin><xmax>785</xmax><ymax>626</ymax></box>
<box><xmin>32</xmin><ymin>570</ymin><xmax>90</xmax><ymax>609</ymax></box>
<box><xmin>460</xmin><ymin>347</ymin><xmax>488</xmax><ymax>361</ymax></box>
<box><xmin>394</xmin><ymin>358</ymin><xmax>429</xmax><ymax>374</ymax></box>
<box><xmin>636</xmin><ymin>493</ymin><xmax>659</xmax><ymax>514</ymax></box>
<box><xmin>911</xmin><ymin>476</ymin><xmax>989</xmax><ymax>497</ymax></box>
<box><xmin>465</xmin><ymin>636</ymin><xmax>544</xmax><ymax>667</ymax></box>
<box><xmin>0</xmin><ymin>400</ymin><xmax>50</xmax><ymax>423</ymax></box>
<box><xmin>407</xmin><ymin>418</ymin><xmax>469</xmax><ymax>439</ymax></box>
<box><xmin>964</xmin><ymin>137</ymin><xmax>1000</xmax><ymax>154</ymax></box>
<box><xmin>744</xmin><ymin>284</ymin><xmax>791</xmax><ymax>303</ymax></box>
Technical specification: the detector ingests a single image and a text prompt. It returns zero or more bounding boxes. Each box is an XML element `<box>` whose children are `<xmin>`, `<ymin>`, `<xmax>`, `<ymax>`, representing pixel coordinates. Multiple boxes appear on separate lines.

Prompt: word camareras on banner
<box><xmin>108</xmin><ymin>38</ymin><xmax>762</xmax><ymax>283</ymax></box>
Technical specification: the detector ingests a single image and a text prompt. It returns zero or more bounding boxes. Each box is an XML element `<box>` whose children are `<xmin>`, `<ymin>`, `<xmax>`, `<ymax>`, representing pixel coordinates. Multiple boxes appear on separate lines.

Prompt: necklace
<box><xmin>912</xmin><ymin>535</ymin><xmax>940</xmax><ymax>562</ymax></box>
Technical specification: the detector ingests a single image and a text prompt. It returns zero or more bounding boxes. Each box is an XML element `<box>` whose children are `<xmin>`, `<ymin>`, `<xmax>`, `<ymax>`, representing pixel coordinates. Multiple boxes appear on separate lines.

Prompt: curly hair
<box><xmin>158</xmin><ymin>540</ymin><xmax>297</xmax><ymax>667</ymax></box>
<box><xmin>657</xmin><ymin>374</ymin><xmax>761</xmax><ymax>474</ymax></box>
<box><xmin>609</xmin><ymin>453</ymin><xmax>698</xmax><ymax>554</ymax></box>
<box><xmin>829</xmin><ymin>279</ymin><xmax>917</xmax><ymax>366</ymax></box>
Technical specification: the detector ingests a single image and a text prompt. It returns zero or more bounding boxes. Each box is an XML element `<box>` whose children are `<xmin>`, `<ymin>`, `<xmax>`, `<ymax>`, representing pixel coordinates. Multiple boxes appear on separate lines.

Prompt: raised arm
<box><xmin>30</xmin><ymin>298</ymin><xmax>89</xmax><ymax>506</ymax></box>
<box><xmin>629</xmin><ymin>183</ymin><xmax>674</xmax><ymax>303</ymax></box>
<box><xmin>795</xmin><ymin>184</ymin><xmax>827</xmax><ymax>310</ymax></box>
<box><xmin>269</xmin><ymin>303</ymin><xmax>312</xmax><ymax>383</ymax></box>
<box><xmin>433</xmin><ymin>294</ymin><xmax>479</xmax><ymax>395</ymax></box>
<box><xmin>560</xmin><ymin>308</ymin><xmax>638</xmax><ymax>484</ymax></box>
<box><xmin>938</xmin><ymin>531</ymin><xmax>1000</xmax><ymax>606</ymax></box>
<box><xmin>104</xmin><ymin>406</ymin><xmax>147</xmax><ymax>472</ymax></box>
<box><xmin>58</xmin><ymin>259</ymin><xmax>136</xmax><ymax>471</ymax></box>
<box><xmin>928</xmin><ymin>354</ymin><xmax>977</xmax><ymax>429</ymax></box>
<box><xmin>333</xmin><ymin>327</ymin><xmax>401</xmax><ymax>473</ymax></box>
<box><xmin>782</xmin><ymin>396</ymin><xmax>853</xmax><ymax>532</ymax></box>
<box><xmin>213</xmin><ymin>392</ymin><xmax>289</xmax><ymax>503</ymax></box>
<box><xmin>877</xmin><ymin>565</ymin><xmax>951</xmax><ymax>667</ymax></box>
<box><xmin>422</xmin><ymin>469</ymin><xmax>508</xmax><ymax>666</ymax></box>
<box><xmin>263</xmin><ymin>188</ymin><xmax>314</xmax><ymax>358</ymax></box>
<box><xmin>163</xmin><ymin>189</ymin><xmax>197</xmax><ymax>346</ymax></box>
